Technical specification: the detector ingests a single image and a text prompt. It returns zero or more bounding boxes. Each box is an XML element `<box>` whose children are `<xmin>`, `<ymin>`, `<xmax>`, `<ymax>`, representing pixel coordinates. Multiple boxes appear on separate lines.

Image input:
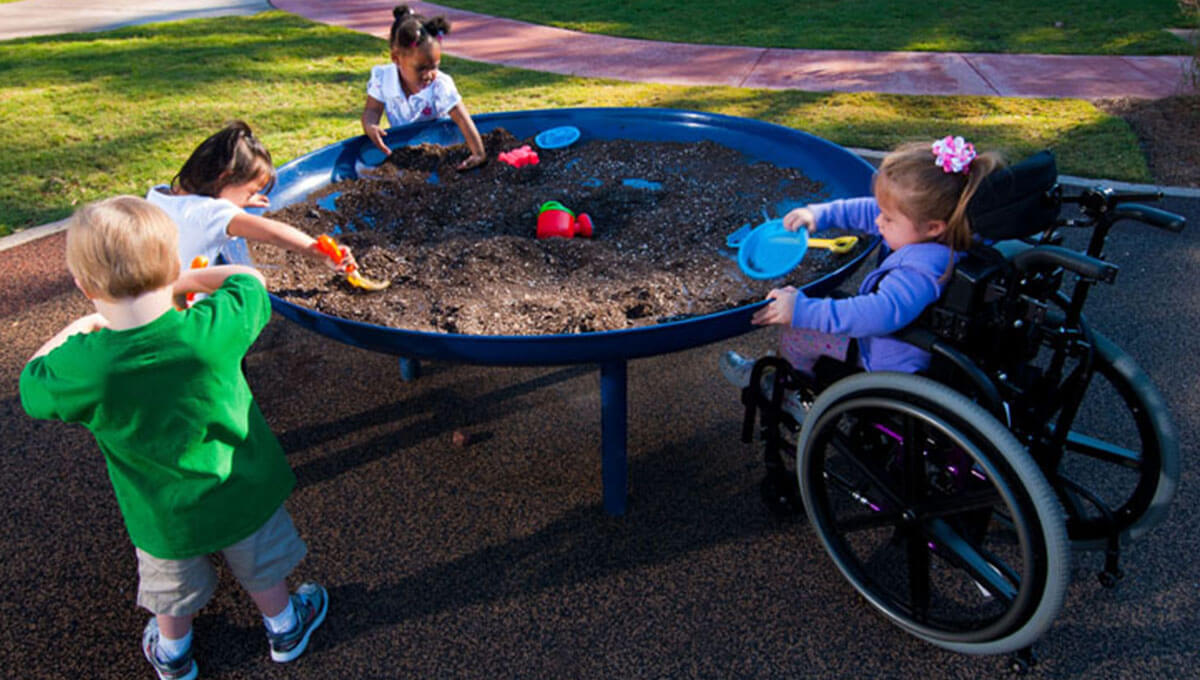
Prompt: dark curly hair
<box><xmin>388</xmin><ymin>4</ymin><xmax>451</xmax><ymax>51</ymax></box>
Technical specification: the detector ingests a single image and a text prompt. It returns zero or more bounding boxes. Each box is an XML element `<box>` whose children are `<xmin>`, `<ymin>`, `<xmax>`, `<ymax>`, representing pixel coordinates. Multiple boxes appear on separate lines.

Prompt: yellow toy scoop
<box><xmin>346</xmin><ymin>268</ymin><xmax>390</xmax><ymax>291</ymax></box>
<box><xmin>807</xmin><ymin>235</ymin><xmax>859</xmax><ymax>254</ymax></box>
<box><xmin>769</xmin><ymin>233</ymin><xmax>859</xmax><ymax>254</ymax></box>
<box><xmin>315</xmin><ymin>234</ymin><xmax>390</xmax><ymax>291</ymax></box>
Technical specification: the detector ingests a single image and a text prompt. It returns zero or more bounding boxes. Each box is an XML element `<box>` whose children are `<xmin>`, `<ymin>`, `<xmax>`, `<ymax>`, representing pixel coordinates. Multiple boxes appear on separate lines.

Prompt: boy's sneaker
<box><xmin>267</xmin><ymin>582</ymin><xmax>328</xmax><ymax>663</ymax></box>
<box><xmin>141</xmin><ymin>618</ymin><xmax>198</xmax><ymax>680</ymax></box>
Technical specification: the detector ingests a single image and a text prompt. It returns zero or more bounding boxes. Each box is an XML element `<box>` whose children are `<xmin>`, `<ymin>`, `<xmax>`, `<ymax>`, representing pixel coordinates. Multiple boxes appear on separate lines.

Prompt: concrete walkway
<box><xmin>0</xmin><ymin>0</ymin><xmax>1191</xmax><ymax>99</ymax></box>
<box><xmin>0</xmin><ymin>0</ymin><xmax>271</xmax><ymax>41</ymax></box>
<box><xmin>277</xmin><ymin>0</ymin><xmax>1195</xmax><ymax>100</ymax></box>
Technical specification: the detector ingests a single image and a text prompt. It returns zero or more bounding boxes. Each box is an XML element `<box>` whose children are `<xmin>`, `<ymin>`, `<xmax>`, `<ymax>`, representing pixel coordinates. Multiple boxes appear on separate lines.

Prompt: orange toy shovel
<box><xmin>184</xmin><ymin>255</ymin><xmax>209</xmax><ymax>304</ymax></box>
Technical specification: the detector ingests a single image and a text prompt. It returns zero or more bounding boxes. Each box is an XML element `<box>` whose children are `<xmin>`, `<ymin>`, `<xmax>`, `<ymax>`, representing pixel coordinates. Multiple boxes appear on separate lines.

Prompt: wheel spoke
<box><xmin>1064</xmin><ymin>430</ymin><xmax>1142</xmax><ymax>469</ymax></box>
<box><xmin>913</xmin><ymin>488</ymin><xmax>1004</xmax><ymax>522</ymax></box>
<box><xmin>829</xmin><ymin>432</ymin><xmax>906</xmax><ymax>508</ymax></box>
<box><xmin>925</xmin><ymin>519</ymin><xmax>1018</xmax><ymax>603</ymax></box>
<box><xmin>906</xmin><ymin>527</ymin><xmax>932</xmax><ymax>618</ymax></box>
<box><xmin>902</xmin><ymin>416</ymin><xmax>928</xmax><ymax>504</ymax></box>
<box><xmin>823</xmin><ymin>469</ymin><xmax>907</xmax><ymax>531</ymax></box>
<box><xmin>834</xmin><ymin>508</ymin><xmax>906</xmax><ymax>533</ymax></box>
<box><xmin>901</xmin><ymin>416</ymin><xmax>934</xmax><ymax>618</ymax></box>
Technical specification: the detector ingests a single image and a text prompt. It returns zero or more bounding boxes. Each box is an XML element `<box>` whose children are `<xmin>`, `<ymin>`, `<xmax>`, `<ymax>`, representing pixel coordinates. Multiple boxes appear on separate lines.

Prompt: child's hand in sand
<box><xmin>457</xmin><ymin>152</ymin><xmax>486</xmax><ymax>171</ymax></box>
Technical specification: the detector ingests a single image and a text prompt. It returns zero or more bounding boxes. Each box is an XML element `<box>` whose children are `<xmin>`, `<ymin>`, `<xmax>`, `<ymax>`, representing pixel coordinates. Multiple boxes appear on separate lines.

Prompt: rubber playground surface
<box><xmin>1</xmin><ymin>1</ymin><xmax>1198</xmax><ymax>678</ymax></box>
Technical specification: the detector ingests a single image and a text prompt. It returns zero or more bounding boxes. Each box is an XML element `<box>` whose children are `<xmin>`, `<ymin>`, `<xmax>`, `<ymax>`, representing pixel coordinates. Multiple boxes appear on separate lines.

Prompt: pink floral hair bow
<box><xmin>931</xmin><ymin>136</ymin><xmax>976</xmax><ymax>174</ymax></box>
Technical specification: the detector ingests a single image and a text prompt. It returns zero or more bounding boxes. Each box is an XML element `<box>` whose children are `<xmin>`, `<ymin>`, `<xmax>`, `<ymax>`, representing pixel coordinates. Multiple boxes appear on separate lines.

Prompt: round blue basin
<box><xmin>243</xmin><ymin>108</ymin><xmax>878</xmax><ymax>366</ymax></box>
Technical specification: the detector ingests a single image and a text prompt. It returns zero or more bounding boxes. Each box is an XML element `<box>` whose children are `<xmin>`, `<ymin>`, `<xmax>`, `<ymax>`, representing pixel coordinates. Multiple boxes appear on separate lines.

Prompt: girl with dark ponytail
<box><xmin>146</xmin><ymin>120</ymin><xmax>356</xmax><ymax>279</ymax></box>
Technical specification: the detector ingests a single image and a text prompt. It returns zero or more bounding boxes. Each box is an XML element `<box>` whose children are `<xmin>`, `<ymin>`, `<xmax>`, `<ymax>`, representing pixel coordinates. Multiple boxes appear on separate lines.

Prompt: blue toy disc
<box><xmin>535</xmin><ymin>126</ymin><xmax>581</xmax><ymax>149</ymax></box>
<box><xmin>358</xmin><ymin>146</ymin><xmax>389</xmax><ymax>166</ymax></box>
<box><xmin>725</xmin><ymin>223</ymin><xmax>752</xmax><ymax>249</ymax></box>
<box><xmin>737</xmin><ymin>219</ymin><xmax>808</xmax><ymax>280</ymax></box>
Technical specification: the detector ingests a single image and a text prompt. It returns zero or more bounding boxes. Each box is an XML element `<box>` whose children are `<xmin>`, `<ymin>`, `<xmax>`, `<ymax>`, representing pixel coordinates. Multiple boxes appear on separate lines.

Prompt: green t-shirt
<box><xmin>19</xmin><ymin>274</ymin><xmax>295</xmax><ymax>559</ymax></box>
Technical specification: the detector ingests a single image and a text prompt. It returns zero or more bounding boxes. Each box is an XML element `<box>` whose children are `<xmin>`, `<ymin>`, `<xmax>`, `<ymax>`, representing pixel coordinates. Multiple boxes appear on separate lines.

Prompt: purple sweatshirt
<box><xmin>797</xmin><ymin>197</ymin><xmax>953</xmax><ymax>373</ymax></box>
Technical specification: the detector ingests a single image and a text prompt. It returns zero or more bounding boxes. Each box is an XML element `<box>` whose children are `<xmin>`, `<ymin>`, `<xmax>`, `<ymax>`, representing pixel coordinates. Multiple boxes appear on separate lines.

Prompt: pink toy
<box><xmin>498</xmin><ymin>145</ymin><xmax>540</xmax><ymax>168</ymax></box>
<box><xmin>537</xmin><ymin>201</ymin><xmax>594</xmax><ymax>239</ymax></box>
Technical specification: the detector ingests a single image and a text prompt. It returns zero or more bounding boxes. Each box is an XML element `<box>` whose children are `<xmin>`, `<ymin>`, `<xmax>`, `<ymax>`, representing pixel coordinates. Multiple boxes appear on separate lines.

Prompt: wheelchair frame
<box><xmin>736</xmin><ymin>151</ymin><xmax>1185</xmax><ymax>667</ymax></box>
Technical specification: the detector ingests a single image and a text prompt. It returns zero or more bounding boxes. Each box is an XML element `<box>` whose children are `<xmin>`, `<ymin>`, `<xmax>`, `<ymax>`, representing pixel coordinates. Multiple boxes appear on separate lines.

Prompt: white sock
<box><xmin>263</xmin><ymin>600</ymin><xmax>297</xmax><ymax>634</ymax></box>
<box><xmin>156</xmin><ymin>627</ymin><xmax>192</xmax><ymax>662</ymax></box>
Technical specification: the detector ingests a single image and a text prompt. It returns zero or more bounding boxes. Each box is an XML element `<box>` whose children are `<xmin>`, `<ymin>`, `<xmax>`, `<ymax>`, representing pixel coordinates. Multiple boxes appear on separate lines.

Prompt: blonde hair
<box><xmin>874</xmin><ymin>141</ymin><xmax>1006</xmax><ymax>252</ymax></box>
<box><xmin>66</xmin><ymin>196</ymin><xmax>180</xmax><ymax>300</ymax></box>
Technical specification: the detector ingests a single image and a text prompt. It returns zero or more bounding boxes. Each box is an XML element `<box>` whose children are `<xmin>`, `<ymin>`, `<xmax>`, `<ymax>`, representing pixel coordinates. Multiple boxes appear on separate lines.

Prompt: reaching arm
<box><xmin>449</xmin><ymin>102</ymin><xmax>486</xmax><ymax>171</ymax></box>
<box><xmin>174</xmin><ymin>265</ymin><xmax>265</xmax><ymax>299</ymax></box>
<box><xmin>227</xmin><ymin>212</ymin><xmax>355</xmax><ymax>270</ymax></box>
<box><xmin>791</xmin><ymin>263</ymin><xmax>942</xmax><ymax>337</ymax></box>
<box><xmin>29</xmin><ymin>313</ymin><xmax>109</xmax><ymax>361</ymax></box>
<box><xmin>361</xmin><ymin>96</ymin><xmax>390</xmax><ymax>155</ymax></box>
<box><xmin>809</xmin><ymin>197</ymin><xmax>882</xmax><ymax>236</ymax></box>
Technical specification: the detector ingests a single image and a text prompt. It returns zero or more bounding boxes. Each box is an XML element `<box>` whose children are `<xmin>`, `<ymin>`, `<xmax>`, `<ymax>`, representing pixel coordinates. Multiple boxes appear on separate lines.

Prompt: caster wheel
<box><xmin>1008</xmin><ymin>647</ymin><xmax>1037</xmax><ymax>674</ymax></box>
<box><xmin>1097</xmin><ymin>568</ymin><xmax>1124</xmax><ymax>589</ymax></box>
<box><xmin>761</xmin><ymin>473</ymin><xmax>805</xmax><ymax>518</ymax></box>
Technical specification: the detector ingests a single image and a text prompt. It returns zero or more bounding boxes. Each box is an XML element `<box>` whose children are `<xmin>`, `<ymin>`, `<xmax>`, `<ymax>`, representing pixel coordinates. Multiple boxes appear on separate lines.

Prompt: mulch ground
<box><xmin>1096</xmin><ymin>94</ymin><xmax>1200</xmax><ymax>187</ymax></box>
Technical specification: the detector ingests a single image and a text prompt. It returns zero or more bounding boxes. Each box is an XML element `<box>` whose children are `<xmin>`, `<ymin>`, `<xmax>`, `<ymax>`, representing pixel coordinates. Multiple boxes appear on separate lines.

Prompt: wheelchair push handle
<box><xmin>1063</xmin><ymin>185</ymin><xmax>1162</xmax><ymax>211</ymax></box>
<box><xmin>1113</xmin><ymin>203</ymin><xmax>1186</xmax><ymax>233</ymax></box>
<box><xmin>1064</xmin><ymin>185</ymin><xmax>1187</xmax><ymax>230</ymax></box>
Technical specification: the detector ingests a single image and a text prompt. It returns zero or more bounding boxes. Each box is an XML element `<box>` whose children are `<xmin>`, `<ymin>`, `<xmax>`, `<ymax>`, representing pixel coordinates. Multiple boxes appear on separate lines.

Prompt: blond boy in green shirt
<box><xmin>19</xmin><ymin>196</ymin><xmax>327</xmax><ymax>680</ymax></box>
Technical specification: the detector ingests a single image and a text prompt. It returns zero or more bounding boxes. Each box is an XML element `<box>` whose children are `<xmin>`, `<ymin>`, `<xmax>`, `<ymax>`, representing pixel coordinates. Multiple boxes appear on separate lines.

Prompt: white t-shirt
<box><xmin>366</xmin><ymin>64</ymin><xmax>462</xmax><ymax>127</ymax></box>
<box><xmin>145</xmin><ymin>185</ymin><xmax>243</xmax><ymax>267</ymax></box>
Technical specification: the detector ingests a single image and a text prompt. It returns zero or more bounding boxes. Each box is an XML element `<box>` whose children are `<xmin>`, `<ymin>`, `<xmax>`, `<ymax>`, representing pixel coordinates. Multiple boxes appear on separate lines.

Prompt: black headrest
<box><xmin>967</xmin><ymin>150</ymin><xmax>1061</xmax><ymax>241</ymax></box>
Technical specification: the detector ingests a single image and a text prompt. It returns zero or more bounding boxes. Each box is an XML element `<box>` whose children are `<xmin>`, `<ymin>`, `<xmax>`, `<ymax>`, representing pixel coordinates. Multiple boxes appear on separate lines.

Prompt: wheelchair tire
<box><xmin>797</xmin><ymin>372</ymin><xmax>1070</xmax><ymax>655</ymax></box>
<box><xmin>1049</xmin><ymin>329</ymin><xmax>1180</xmax><ymax>549</ymax></box>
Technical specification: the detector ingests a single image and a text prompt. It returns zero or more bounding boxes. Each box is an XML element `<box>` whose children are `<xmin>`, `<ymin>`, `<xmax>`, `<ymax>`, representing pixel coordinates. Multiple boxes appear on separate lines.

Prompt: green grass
<box><xmin>0</xmin><ymin>12</ymin><xmax>1148</xmax><ymax>235</ymax></box>
<box><xmin>445</xmin><ymin>0</ymin><xmax>1196</xmax><ymax>54</ymax></box>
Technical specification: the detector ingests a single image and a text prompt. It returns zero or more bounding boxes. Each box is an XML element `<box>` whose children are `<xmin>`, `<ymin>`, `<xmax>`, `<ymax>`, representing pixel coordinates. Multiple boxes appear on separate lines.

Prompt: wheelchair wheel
<box><xmin>798</xmin><ymin>373</ymin><xmax>1070</xmax><ymax>655</ymax></box>
<box><xmin>1045</xmin><ymin>329</ymin><xmax>1180</xmax><ymax>548</ymax></box>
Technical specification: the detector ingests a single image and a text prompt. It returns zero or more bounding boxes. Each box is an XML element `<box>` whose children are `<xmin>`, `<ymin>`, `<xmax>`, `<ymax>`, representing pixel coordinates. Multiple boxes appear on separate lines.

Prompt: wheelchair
<box><xmin>735</xmin><ymin>151</ymin><xmax>1186</xmax><ymax>665</ymax></box>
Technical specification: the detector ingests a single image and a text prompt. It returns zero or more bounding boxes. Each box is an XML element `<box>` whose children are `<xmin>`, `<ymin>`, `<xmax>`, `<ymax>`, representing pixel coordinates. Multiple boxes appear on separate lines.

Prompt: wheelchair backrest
<box><xmin>966</xmin><ymin>150</ymin><xmax>1061</xmax><ymax>241</ymax></box>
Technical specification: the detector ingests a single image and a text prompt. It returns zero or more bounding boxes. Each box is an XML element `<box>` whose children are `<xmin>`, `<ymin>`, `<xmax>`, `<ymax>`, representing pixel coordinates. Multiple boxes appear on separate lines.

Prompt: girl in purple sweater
<box><xmin>722</xmin><ymin>137</ymin><xmax>1004</xmax><ymax>411</ymax></box>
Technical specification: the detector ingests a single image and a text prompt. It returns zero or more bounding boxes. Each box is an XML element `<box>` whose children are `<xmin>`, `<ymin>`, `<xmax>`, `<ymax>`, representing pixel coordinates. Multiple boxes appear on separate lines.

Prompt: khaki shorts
<box><xmin>136</xmin><ymin>505</ymin><xmax>307</xmax><ymax>617</ymax></box>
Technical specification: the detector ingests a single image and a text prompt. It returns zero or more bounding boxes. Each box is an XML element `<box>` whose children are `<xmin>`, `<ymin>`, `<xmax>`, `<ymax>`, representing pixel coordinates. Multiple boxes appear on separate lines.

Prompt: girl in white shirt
<box><xmin>360</xmin><ymin>4</ymin><xmax>486</xmax><ymax>171</ymax></box>
<box><xmin>146</xmin><ymin>120</ymin><xmax>355</xmax><ymax>272</ymax></box>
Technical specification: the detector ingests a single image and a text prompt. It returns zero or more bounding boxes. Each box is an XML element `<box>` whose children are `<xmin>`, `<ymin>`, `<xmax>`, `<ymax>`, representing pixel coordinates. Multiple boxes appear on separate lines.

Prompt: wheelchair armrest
<box><xmin>1010</xmin><ymin>245</ymin><xmax>1118</xmax><ymax>284</ymax></box>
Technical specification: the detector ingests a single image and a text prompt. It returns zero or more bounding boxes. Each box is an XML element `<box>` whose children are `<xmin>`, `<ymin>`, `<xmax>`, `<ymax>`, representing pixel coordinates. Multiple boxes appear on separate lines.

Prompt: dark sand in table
<box><xmin>255</xmin><ymin>129</ymin><xmax>867</xmax><ymax>335</ymax></box>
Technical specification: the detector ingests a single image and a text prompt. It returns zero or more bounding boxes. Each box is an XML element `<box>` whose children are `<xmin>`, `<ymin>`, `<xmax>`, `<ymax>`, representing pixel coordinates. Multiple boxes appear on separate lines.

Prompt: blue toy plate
<box><xmin>355</xmin><ymin>146</ymin><xmax>390</xmax><ymax>178</ymax></box>
<box><xmin>535</xmin><ymin>125</ymin><xmax>581</xmax><ymax>149</ymax></box>
<box><xmin>358</xmin><ymin>146</ymin><xmax>389</xmax><ymax>166</ymax></box>
<box><xmin>737</xmin><ymin>219</ymin><xmax>808</xmax><ymax>279</ymax></box>
<box><xmin>725</xmin><ymin>223</ymin><xmax>752</xmax><ymax>249</ymax></box>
